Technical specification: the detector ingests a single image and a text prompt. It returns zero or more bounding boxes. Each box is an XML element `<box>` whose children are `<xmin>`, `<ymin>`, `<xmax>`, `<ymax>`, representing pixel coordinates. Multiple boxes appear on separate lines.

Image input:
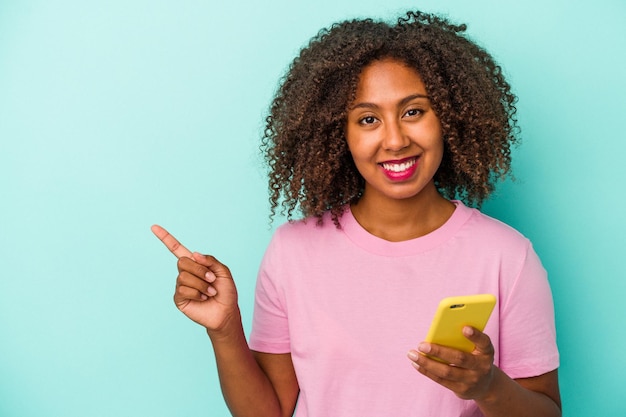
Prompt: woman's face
<box><xmin>345</xmin><ymin>58</ymin><xmax>444</xmax><ymax>203</ymax></box>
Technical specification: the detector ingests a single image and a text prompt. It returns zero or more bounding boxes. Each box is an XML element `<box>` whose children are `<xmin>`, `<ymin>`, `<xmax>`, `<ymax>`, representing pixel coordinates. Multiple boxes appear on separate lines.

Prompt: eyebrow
<box><xmin>349</xmin><ymin>93</ymin><xmax>430</xmax><ymax>110</ymax></box>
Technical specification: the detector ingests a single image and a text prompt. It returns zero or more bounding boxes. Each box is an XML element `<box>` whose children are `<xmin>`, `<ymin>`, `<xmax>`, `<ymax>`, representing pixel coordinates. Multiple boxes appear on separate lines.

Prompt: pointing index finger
<box><xmin>151</xmin><ymin>224</ymin><xmax>193</xmax><ymax>259</ymax></box>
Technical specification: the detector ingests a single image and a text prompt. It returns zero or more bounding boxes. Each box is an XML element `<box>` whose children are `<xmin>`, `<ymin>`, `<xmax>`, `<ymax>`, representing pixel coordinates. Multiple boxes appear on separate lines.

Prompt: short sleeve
<box><xmin>248</xmin><ymin>233</ymin><xmax>291</xmax><ymax>354</ymax></box>
<box><xmin>499</xmin><ymin>242</ymin><xmax>560</xmax><ymax>379</ymax></box>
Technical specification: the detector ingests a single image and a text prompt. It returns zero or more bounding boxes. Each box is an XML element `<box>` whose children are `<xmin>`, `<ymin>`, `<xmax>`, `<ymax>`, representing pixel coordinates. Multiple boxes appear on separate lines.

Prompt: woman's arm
<box><xmin>408</xmin><ymin>326</ymin><xmax>561</xmax><ymax>417</ymax></box>
<box><xmin>475</xmin><ymin>368</ymin><xmax>561</xmax><ymax>417</ymax></box>
<box><xmin>253</xmin><ymin>351</ymin><xmax>300</xmax><ymax>416</ymax></box>
<box><xmin>151</xmin><ymin>225</ymin><xmax>299</xmax><ymax>417</ymax></box>
<box><xmin>182</xmin><ymin>255</ymin><xmax>298</xmax><ymax>417</ymax></box>
<box><xmin>208</xmin><ymin>315</ymin><xmax>299</xmax><ymax>417</ymax></box>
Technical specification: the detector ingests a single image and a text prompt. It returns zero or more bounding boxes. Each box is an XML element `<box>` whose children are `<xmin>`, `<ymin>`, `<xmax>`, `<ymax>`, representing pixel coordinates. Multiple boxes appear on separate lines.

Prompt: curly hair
<box><xmin>261</xmin><ymin>11</ymin><xmax>519</xmax><ymax>226</ymax></box>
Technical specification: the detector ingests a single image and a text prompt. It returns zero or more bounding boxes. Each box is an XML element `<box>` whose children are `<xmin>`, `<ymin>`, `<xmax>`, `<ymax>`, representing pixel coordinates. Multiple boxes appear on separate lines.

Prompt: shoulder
<box><xmin>456</xmin><ymin>203</ymin><xmax>533</xmax><ymax>253</ymax></box>
<box><xmin>273</xmin><ymin>210</ymin><xmax>343</xmax><ymax>240</ymax></box>
<box><xmin>266</xmin><ymin>210</ymin><xmax>344</xmax><ymax>253</ymax></box>
<box><xmin>259</xmin><ymin>210</ymin><xmax>350</xmax><ymax>281</ymax></box>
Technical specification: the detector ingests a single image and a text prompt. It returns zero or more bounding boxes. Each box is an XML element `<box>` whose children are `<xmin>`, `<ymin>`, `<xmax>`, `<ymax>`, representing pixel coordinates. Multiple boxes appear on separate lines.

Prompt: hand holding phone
<box><xmin>424</xmin><ymin>294</ymin><xmax>496</xmax><ymax>361</ymax></box>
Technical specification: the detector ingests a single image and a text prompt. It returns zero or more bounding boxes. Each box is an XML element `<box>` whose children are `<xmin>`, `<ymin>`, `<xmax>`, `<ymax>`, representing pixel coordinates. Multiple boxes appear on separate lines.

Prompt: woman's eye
<box><xmin>404</xmin><ymin>108</ymin><xmax>422</xmax><ymax>117</ymax></box>
<box><xmin>359</xmin><ymin>116</ymin><xmax>377</xmax><ymax>125</ymax></box>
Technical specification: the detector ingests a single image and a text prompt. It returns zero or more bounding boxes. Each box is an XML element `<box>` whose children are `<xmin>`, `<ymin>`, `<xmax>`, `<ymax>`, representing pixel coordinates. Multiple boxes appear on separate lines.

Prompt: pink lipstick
<box><xmin>379</xmin><ymin>156</ymin><xmax>419</xmax><ymax>181</ymax></box>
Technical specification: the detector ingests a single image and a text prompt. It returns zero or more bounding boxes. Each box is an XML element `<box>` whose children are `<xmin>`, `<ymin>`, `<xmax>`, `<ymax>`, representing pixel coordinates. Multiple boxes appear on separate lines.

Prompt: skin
<box><xmin>345</xmin><ymin>58</ymin><xmax>455</xmax><ymax>241</ymax></box>
<box><xmin>407</xmin><ymin>328</ymin><xmax>561</xmax><ymax>416</ymax></box>
<box><xmin>151</xmin><ymin>225</ymin><xmax>298</xmax><ymax>417</ymax></box>
<box><xmin>152</xmin><ymin>58</ymin><xmax>561</xmax><ymax>416</ymax></box>
<box><xmin>346</xmin><ymin>58</ymin><xmax>561</xmax><ymax>416</ymax></box>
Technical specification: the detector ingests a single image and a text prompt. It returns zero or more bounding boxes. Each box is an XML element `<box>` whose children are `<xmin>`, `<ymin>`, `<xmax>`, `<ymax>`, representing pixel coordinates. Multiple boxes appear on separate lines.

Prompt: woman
<box><xmin>153</xmin><ymin>10</ymin><xmax>561</xmax><ymax>416</ymax></box>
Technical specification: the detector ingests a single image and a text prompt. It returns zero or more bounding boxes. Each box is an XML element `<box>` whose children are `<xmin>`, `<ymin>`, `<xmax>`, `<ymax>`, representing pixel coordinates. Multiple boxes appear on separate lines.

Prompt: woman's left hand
<box><xmin>407</xmin><ymin>326</ymin><xmax>496</xmax><ymax>400</ymax></box>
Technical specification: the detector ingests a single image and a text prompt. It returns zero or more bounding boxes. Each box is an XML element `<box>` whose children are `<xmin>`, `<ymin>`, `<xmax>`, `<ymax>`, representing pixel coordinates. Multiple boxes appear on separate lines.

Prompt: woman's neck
<box><xmin>350</xmin><ymin>186</ymin><xmax>456</xmax><ymax>242</ymax></box>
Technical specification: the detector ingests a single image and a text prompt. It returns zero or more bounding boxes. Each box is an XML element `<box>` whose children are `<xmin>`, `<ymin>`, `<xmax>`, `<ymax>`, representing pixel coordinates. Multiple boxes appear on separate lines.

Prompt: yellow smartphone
<box><xmin>424</xmin><ymin>294</ymin><xmax>496</xmax><ymax>359</ymax></box>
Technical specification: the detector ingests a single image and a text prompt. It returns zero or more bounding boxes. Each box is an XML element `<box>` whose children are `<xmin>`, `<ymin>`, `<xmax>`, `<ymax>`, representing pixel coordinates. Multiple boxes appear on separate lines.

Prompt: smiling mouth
<box><xmin>380</xmin><ymin>157</ymin><xmax>418</xmax><ymax>173</ymax></box>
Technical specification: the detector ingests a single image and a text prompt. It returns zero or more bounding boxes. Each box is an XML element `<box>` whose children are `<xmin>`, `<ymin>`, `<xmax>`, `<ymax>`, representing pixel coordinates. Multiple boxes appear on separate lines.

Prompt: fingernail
<box><xmin>205</xmin><ymin>271</ymin><xmax>216</xmax><ymax>282</ymax></box>
<box><xmin>407</xmin><ymin>350</ymin><xmax>419</xmax><ymax>360</ymax></box>
<box><xmin>207</xmin><ymin>286</ymin><xmax>217</xmax><ymax>296</ymax></box>
<box><xmin>418</xmin><ymin>343</ymin><xmax>431</xmax><ymax>353</ymax></box>
<box><xmin>463</xmin><ymin>326</ymin><xmax>474</xmax><ymax>337</ymax></box>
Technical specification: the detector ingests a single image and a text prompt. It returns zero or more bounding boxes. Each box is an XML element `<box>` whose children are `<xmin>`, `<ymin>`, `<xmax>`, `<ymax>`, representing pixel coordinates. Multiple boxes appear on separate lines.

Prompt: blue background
<box><xmin>1</xmin><ymin>0</ymin><xmax>624</xmax><ymax>415</ymax></box>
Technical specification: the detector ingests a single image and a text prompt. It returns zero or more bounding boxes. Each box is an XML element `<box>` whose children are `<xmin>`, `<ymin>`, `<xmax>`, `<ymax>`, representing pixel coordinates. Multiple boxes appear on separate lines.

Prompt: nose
<box><xmin>382</xmin><ymin>119</ymin><xmax>410</xmax><ymax>151</ymax></box>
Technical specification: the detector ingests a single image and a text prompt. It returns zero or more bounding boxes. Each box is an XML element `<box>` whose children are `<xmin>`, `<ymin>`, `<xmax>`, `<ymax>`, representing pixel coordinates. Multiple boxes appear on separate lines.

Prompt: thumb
<box><xmin>191</xmin><ymin>252</ymin><xmax>233</xmax><ymax>279</ymax></box>
<box><xmin>463</xmin><ymin>326</ymin><xmax>494</xmax><ymax>355</ymax></box>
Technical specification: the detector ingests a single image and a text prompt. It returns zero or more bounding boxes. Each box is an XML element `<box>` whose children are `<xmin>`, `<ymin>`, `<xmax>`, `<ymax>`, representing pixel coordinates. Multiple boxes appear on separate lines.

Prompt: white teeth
<box><xmin>382</xmin><ymin>159</ymin><xmax>416</xmax><ymax>172</ymax></box>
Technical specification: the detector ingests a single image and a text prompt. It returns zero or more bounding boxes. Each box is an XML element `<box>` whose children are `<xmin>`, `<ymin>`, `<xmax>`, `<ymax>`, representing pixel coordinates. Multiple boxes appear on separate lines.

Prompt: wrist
<box><xmin>206</xmin><ymin>308</ymin><xmax>244</xmax><ymax>344</ymax></box>
<box><xmin>474</xmin><ymin>365</ymin><xmax>502</xmax><ymax>404</ymax></box>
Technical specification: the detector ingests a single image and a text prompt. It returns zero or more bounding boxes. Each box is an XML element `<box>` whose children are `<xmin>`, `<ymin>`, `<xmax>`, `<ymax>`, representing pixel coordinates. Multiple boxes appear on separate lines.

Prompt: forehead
<box><xmin>352</xmin><ymin>58</ymin><xmax>428</xmax><ymax>103</ymax></box>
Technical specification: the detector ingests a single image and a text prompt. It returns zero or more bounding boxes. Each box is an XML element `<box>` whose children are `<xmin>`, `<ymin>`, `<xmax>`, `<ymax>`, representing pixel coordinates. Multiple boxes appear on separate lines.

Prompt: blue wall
<box><xmin>1</xmin><ymin>1</ymin><xmax>624</xmax><ymax>416</ymax></box>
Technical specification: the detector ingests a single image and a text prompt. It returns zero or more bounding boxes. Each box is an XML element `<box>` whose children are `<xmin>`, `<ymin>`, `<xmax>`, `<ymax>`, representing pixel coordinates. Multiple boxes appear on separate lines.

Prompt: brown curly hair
<box><xmin>261</xmin><ymin>11</ymin><xmax>519</xmax><ymax>226</ymax></box>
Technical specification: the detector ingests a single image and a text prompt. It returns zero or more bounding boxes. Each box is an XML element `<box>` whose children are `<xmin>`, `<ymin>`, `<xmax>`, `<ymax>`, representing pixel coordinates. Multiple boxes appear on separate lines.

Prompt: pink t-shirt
<box><xmin>250</xmin><ymin>202</ymin><xmax>559</xmax><ymax>417</ymax></box>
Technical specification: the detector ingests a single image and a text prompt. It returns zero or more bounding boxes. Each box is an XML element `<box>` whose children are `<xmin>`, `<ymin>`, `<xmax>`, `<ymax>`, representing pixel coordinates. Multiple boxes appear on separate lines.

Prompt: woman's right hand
<box><xmin>151</xmin><ymin>225</ymin><xmax>239</xmax><ymax>332</ymax></box>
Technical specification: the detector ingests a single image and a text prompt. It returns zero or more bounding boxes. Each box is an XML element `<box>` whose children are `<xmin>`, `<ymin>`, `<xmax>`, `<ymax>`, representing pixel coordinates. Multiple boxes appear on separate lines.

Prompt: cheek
<box><xmin>345</xmin><ymin>135</ymin><xmax>370</xmax><ymax>161</ymax></box>
<box><xmin>434</xmin><ymin>136</ymin><xmax>444</xmax><ymax>156</ymax></box>
<box><xmin>345</xmin><ymin>140</ymin><xmax>374</xmax><ymax>175</ymax></box>
<box><xmin>423</xmin><ymin>132</ymin><xmax>445</xmax><ymax>171</ymax></box>
<box><xmin>431</xmin><ymin>141</ymin><xmax>446</xmax><ymax>175</ymax></box>
<box><xmin>427</xmin><ymin>124</ymin><xmax>444</xmax><ymax>154</ymax></box>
